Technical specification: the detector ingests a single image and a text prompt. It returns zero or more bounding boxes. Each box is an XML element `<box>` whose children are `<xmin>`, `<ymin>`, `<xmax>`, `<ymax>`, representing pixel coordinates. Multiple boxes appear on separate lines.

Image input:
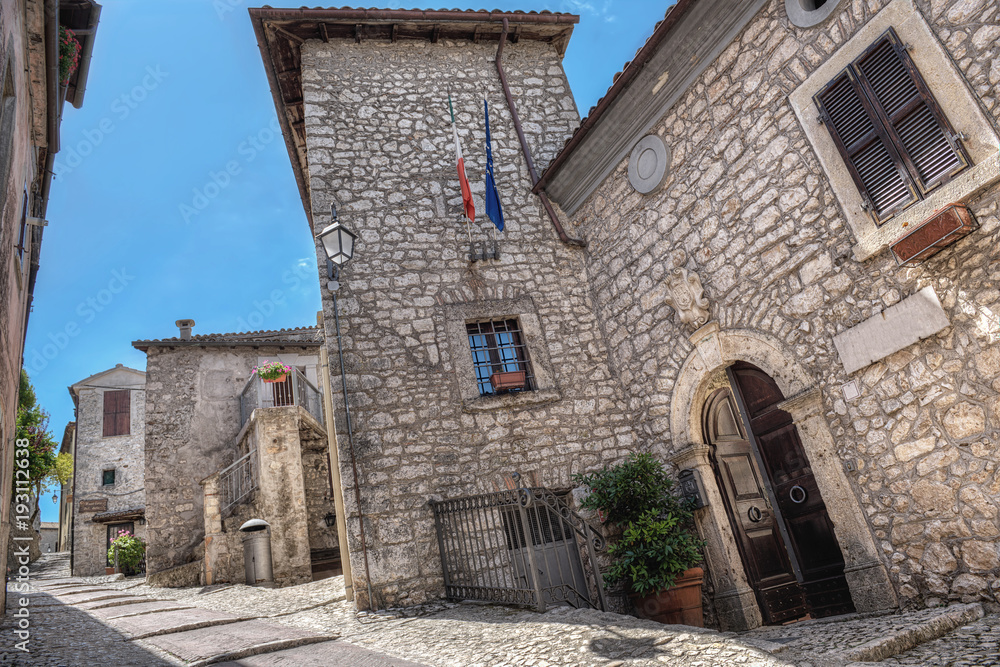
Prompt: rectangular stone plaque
<box><xmin>833</xmin><ymin>286</ymin><xmax>950</xmax><ymax>375</ymax></box>
<box><xmin>79</xmin><ymin>499</ymin><xmax>108</xmax><ymax>513</ymax></box>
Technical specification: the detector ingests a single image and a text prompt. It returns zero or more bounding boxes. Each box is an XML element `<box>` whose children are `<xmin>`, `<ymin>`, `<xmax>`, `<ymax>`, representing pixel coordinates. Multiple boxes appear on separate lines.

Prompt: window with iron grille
<box><xmin>814</xmin><ymin>28</ymin><xmax>969</xmax><ymax>225</ymax></box>
<box><xmin>466</xmin><ymin>319</ymin><xmax>535</xmax><ymax>396</ymax></box>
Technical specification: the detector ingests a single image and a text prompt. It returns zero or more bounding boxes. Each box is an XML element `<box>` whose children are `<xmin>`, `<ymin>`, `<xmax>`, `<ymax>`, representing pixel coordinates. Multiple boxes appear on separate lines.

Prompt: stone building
<box><xmin>68</xmin><ymin>364</ymin><xmax>146</xmax><ymax>576</ymax></box>
<box><xmin>57</xmin><ymin>421</ymin><xmax>74</xmax><ymax>557</ymax></box>
<box><xmin>0</xmin><ymin>0</ymin><xmax>99</xmax><ymax>610</ymax></box>
<box><xmin>133</xmin><ymin>321</ymin><xmax>341</xmax><ymax>587</ymax></box>
<box><xmin>251</xmin><ymin>0</ymin><xmax>999</xmax><ymax>628</ymax></box>
<box><xmin>39</xmin><ymin>521</ymin><xmax>57</xmax><ymax>553</ymax></box>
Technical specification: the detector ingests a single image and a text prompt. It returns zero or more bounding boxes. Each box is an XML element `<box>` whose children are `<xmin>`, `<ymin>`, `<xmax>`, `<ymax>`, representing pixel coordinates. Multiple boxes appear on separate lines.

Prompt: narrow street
<box><xmin>1</xmin><ymin>554</ymin><xmax>997</xmax><ymax>666</ymax></box>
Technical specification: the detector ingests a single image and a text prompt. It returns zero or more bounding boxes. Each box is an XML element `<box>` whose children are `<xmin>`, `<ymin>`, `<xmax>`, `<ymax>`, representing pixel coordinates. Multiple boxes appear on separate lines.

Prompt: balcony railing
<box><xmin>239</xmin><ymin>367</ymin><xmax>324</xmax><ymax>428</ymax></box>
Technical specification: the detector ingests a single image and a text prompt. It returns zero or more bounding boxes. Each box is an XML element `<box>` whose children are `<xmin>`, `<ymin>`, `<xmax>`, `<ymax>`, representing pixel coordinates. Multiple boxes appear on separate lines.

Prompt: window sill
<box><xmin>462</xmin><ymin>388</ymin><xmax>561</xmax><ymax>413</ymax></box>
<box><xmin>853</xmin><ymin>153</ymin><xmax>1000</xmax><ymax>261</ymax></box>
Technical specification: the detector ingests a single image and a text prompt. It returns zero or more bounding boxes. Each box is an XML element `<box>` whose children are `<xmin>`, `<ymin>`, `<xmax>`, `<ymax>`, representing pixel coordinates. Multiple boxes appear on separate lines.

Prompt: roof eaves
<box><xmin>534</xmin><ymin>0</ymin><xmax>697</xmax><ymax>194</ymax></box>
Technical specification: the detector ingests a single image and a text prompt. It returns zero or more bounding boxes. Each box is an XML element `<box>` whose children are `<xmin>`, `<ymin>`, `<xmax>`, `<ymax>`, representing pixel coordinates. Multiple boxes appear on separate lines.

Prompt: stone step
<box><xmin>835</xmin><ymin>603</ymin><xmax>985</xmax><ymax>664</ymax></box>
<box><xmin>211</xmin><ymin>640</ymin><xmax>429</xmax><ymax>666</ymax></box>
<box><xmin>91</xmin><ymin>600</ymin><xmax>196</xmax><ymax>619</ymax></box>
<box><xmin>136</xmin><ymin>619</ymin><xmax>334</xmax><ymax>666</ymax></box>
<box><xmin>106</xmin><ymin>606</ymin><xmax>246</xmax><ymax>640</ymax></box>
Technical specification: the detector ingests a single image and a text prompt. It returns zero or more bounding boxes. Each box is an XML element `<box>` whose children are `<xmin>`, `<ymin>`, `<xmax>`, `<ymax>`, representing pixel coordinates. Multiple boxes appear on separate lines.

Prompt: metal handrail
<box><xmin>219</xmin><ymin>449</ymin><xmax>258</xmax><ymax>515</ymax></box>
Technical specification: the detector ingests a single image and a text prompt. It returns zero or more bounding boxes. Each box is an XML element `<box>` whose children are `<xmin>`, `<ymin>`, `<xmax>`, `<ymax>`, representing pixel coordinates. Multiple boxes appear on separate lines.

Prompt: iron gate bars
<box><xmin>430</xmin><ymin>480</ymin><xmax>607</xmax><ymax>612</ymax></box>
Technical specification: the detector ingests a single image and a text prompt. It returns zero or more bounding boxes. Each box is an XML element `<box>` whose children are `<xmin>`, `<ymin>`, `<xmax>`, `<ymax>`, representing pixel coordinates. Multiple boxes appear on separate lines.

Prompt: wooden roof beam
<box><xmin>319</xmin><ymin>22</ymin><xmax>329</xmax><ymax>43</ymax></box>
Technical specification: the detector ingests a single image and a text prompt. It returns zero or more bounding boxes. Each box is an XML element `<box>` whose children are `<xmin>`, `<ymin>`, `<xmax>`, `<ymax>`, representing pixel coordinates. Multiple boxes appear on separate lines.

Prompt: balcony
<box><xmin>239</xmin><ymin>367</ymin><xmax>324</xmax><ymax>427</ymax></box>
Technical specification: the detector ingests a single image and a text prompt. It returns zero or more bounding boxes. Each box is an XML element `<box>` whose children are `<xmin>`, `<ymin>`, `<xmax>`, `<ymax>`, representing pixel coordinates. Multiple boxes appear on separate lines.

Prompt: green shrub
<box><xmin>107</xmin><ymin>529</ymin><xmax>146</xmax><ymax>571</ymax></box>
<box><xmin>574</xmin><ymin>453</ymin><xmax>704</xmax><ymax>595</ymax></box>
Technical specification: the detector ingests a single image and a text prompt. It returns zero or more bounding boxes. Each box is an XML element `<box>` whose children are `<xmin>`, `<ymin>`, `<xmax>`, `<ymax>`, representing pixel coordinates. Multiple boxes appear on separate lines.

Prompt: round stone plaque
<box><xmin>627</xmin><ymin>134</ymin><xmax>670</xmax><ymax>194</ymax></box>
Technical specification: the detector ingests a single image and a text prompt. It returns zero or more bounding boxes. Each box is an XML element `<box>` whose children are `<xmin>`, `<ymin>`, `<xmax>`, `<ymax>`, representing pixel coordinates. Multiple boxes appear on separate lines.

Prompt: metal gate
<box><xmin>430</xmin><ymin>478</ymin><xmax>607</xmax><ymax>612</ymax></box>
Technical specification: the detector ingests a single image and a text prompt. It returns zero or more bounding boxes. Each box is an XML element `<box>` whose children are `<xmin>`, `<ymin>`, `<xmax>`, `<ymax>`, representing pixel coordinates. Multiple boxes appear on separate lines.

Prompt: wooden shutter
<box><xmin>103</xmin><ymin>390</ymin><xmax>130</xmax><ymax>437</ymax></box>
<box><xmin>815</xmin><ymin>29</ymin><xmax>969</xmax><ymax>224</ymax></box>
<box><xmin>853</xmin><ymin>29</ymin><xmax>968</xmax><ymax>194</ymax></box>
<box><xmin>815</xmin><ymin>69</ymin><xmax>918</xmax><ymax>222</ymax></box>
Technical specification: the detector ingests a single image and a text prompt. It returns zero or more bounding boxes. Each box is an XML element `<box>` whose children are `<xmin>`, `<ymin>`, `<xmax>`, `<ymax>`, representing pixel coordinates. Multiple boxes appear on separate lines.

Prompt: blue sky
<box><xmin>28</xmin><ymin>0</ymin><xmax>671</xmax><ymax>522</ymax></box>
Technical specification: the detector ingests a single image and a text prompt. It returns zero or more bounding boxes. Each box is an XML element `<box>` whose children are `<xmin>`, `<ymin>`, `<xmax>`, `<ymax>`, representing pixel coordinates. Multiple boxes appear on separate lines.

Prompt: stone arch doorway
<box><xmin>667</xmin><ymin>324</ymin><xmax>898</xmax><ymax>631</ymax></box>
<box><xmin>703</xmin><ymin>361</ymin><xmax>854</xmax><ymax>624</ymax></box>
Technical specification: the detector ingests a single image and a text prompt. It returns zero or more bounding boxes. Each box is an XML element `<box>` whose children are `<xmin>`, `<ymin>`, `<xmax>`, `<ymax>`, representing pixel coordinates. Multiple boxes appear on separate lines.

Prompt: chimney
<box><xmin>175</xmin><ymin>319</ymin><xmax>195</xmax><ymax>341</ymax></box>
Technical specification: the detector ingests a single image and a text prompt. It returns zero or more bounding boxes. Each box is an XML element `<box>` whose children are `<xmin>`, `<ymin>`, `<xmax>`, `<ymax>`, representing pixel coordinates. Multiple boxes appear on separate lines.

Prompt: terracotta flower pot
<box><xmin>105</xmin><ymin>567</ymin><xmax>118</xmax><ymax>575</ymax></box>
<box><xmin>629</xmin><ymin>567</ymin><xmax>704</xmax><ymax>627</ymax></box>
<box><xmin>489</xmin><ymin>370</ymin><xmax>526</xmax><ymax>391</ymax></box>
<box><xmin>262</xmin><ymin>372</ymin><xmax>289</xmax><ymax>384</ymax></box>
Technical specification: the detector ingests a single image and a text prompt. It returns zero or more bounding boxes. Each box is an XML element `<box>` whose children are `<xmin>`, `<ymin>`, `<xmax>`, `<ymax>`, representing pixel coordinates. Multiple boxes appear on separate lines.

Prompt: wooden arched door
<box><xmin>704</xmin><ymin>362</ymin><xmax>854</xmax><ymax>624</ymax></box>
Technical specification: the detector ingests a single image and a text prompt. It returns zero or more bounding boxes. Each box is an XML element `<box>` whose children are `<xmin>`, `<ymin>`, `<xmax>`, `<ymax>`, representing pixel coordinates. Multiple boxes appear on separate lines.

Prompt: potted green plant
<box><xmin>107</xmin><ymin>529</ymin><xmax>146</xmax><ymax>576</ymax></box>
<box><xmin>252</xmin><ymin>360</ymin><xmax>292</xmax><ymax>383</ymax></box>
<box><xmin>574</xmin><ymin>452</ymin><xmax>706</xmax><ymax>626</ymax></box>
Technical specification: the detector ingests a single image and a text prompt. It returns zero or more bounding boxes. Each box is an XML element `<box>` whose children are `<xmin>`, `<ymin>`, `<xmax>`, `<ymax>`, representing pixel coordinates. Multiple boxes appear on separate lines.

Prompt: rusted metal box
<box><xmin>890</xmin><ymin>203</ymin><xmax>977</xmax><ymax>267</ymax></box>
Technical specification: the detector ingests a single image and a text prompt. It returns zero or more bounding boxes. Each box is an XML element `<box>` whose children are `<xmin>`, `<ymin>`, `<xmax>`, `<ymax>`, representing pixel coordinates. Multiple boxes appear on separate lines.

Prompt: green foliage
<box><xmin>108</xmin><ymin>529</ymin><xmax>146</xmax><ymax>571</ymax></box>
<box><xmin>15</xmin><ymin>370</ymin><xmax>59</xmax><ymax>520</ymax></box>
<box><xmin>52</xmin><ymin>452</ymin><xmax>74</xmax><ymax>487</ymax></box>
<box><xmin>574</xmin><ymin>453</ymin><xmax>705</xmax><ymax>596</ymax></box>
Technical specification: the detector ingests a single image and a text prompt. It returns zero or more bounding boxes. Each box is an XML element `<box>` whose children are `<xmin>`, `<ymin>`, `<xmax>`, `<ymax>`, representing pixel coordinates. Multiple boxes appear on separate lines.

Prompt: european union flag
<box><xmin>484</xmin><ymin>98</ymin><xmax>504</xmax><ymax>232</ymax></box>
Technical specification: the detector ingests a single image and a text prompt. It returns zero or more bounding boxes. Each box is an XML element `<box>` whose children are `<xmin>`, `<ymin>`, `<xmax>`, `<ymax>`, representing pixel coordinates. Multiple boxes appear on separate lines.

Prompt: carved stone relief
<box><xmin>664</xmin><ymin>267</ymin><xmax>710</xmax><ymax>327</ymax></box>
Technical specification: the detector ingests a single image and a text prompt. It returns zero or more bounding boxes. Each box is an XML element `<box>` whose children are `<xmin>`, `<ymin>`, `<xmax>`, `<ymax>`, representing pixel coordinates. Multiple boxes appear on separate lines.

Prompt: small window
<box><xmin>102</xmin><ymin>469</ymin><xmax>116</xmax><ymax>486</ymax></box>
<box><xmin>466</xmin><ymin>319</ymin><xmax>535</xmax><ymax>396</ymax></box>
<box><xmin>102</xmin><ymin>390</ymin><xmax>130</xmax><ymax>437</ymax></box>
<box><xmin>814</xmin><ymin>28</ymin><xmax>969</xmax><ymax>225</ymax></box>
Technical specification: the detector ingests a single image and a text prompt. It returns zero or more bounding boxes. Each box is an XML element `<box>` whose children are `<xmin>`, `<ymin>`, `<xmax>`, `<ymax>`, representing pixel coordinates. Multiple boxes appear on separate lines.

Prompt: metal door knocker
<box><xmin>747</xmin><ymin>506</ymin><xmax>763</xmax><ymax>522</ymax></box>
<box><xmin>789</xmin><ymin>485</ymin><xmax>807</xmax><ymax>504</ymax></box>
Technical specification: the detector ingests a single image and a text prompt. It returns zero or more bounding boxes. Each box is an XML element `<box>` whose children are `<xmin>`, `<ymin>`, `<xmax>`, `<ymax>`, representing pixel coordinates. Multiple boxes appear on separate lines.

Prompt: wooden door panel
<box><xmin>730</xmin><ymin>362</ymin><xmax>855</xmax><ymax>621</ymax></box>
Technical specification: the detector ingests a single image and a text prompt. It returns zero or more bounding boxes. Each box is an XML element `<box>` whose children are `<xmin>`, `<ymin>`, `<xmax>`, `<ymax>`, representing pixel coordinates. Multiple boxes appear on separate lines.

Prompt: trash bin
<box><xmin>239</xmin><ymin>519</ymin><xmax>274</xmax><ymax>586</ymax></box>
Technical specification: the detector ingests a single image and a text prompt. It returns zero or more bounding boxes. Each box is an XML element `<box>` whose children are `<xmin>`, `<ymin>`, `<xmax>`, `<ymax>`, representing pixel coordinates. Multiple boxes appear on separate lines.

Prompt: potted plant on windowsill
<box><xmin>252</xmin><ymin>360</ymin><xmax>292</xmax><ymax>384</ymax></box>
<box><xmin>574</xmin><ymin>452</ymin><xmax>706</xmax><ymax>626</ymax></box>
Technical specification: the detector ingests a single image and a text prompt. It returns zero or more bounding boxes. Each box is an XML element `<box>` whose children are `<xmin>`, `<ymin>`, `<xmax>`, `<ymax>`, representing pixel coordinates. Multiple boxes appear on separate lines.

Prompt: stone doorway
<box><xmin>703</xmin><ymin>362</ymin><xmax>854</xmax><ymax>624</ymax></box>
<box><xmin>668</xmin><ymin>324</ymin><xmax>898</xmax><ymax>631</ymax></box>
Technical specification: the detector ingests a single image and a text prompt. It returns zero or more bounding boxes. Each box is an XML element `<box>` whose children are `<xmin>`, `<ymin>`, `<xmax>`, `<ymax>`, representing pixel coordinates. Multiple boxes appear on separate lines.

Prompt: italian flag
<box><xmin>449</xmin><ymin>94</ymin><xmax>475</xmax><ymax>222</ymax></box>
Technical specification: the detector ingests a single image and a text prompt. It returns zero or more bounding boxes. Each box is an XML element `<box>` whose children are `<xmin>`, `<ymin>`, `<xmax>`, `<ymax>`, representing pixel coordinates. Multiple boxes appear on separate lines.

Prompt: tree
<box><xmin>14</xmin><ymin>369</ymin><xmax>67</xmax><ymax>523</ymax></box>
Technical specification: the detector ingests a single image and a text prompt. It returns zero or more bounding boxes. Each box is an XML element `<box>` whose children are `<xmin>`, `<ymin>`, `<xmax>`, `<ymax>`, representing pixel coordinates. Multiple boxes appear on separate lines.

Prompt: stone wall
<box><xmin>0</xmin><ymin>0</ymin><xmax>53</xmax><ymax>613</ymax></box>
<box><xmin>142</xmin><ymin>345</ymin><xmax>318</xmax><ymax>576</ymax></box>
<box><xmin>71</xmin><ymin>369</ymin><xmax>146</xmax><ymax>577</ymax></box>
<box><xmin>300</xmin><ymin>426</ymin><xmax>338</xmax><ymax>553</ymax></box>
<box><xmin>563</xmin><ymin>0</ymin><xmax>1000</xmax><ymax>610</ymax></box>
<box><xmin>302</xmin><ymin>37</ymin><xmax>634</xmax><ymax>608</ymax></box>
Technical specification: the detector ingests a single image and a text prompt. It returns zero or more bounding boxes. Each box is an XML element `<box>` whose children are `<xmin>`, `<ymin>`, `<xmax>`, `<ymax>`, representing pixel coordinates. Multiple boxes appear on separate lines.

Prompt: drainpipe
<box><xmin>494</xmin><ymin>17</ymin><xmax>584</xmax><ymax>248</ymax></box>
<box><xmin>317</xmin><ymin>323</ymin><xmax>354</xmax><ymax>602</ymax></box>
<box><xmin>68</xmin><ymin>5</ymin><xmax>101</xmax><ymax>109</ymax></box>
<box><xmin>331</xmin><ymin>290</ymin><xmax>374</xmax><ymax>609</ymax></box>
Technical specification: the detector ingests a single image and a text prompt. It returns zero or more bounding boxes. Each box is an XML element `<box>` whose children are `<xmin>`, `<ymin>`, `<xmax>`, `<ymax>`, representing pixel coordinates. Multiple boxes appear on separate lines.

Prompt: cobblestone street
<box><xmin>0</xmin><ymin>555</ymin><xmax>997</xmax><ymax>666</ymax></box>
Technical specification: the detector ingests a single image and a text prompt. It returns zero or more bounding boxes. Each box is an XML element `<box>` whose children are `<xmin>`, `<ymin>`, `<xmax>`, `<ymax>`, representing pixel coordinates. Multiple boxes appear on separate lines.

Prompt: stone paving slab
<box><xmin>74</xmin><ymin>596</ymin><xmax>164</xmax><ymax>610</ymax></box>
<box><xmin>139</xmin><ymin>619</ymin><xmax>334</xmax><ymax>666</ymax></box>
<box><xmin>90</xmin><ymin>600</ymin><xmax>195</xmax><ymax>619</ymax></box>
<box><xmin>212</xmin><ymin>640</ymin><xmax>429</xmax><ymax>666</ymax></box>
<box><xmin>873</xmin><ymin>614</ymin><xmax>1000</xmax><ymax>667</ymax></box>
<box><xmin>53</xmin><ymin>591</ymin><xmax>136</xmax><ymax>605</ymax></box>
<box><xmin>49</xmin><ymin>587</ymin><xmax>117</xmax><ymax>598</ymax></box>
<box><xmin>106</xmin><ymin>606</ymin><xmax>244</xmax><ymax>639</ymax></box>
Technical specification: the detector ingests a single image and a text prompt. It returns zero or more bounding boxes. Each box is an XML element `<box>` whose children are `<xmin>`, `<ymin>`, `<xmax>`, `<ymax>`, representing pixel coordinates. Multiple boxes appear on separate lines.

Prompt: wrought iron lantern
<box><xmin>323</xmin><ymin>512</ymin><xmax>337</xmax><ymax>527</ymax></box>
<box><xmin>317</xmin><ymin>203</ymin><xmax>358</xmax><ymax>266</ymax></box>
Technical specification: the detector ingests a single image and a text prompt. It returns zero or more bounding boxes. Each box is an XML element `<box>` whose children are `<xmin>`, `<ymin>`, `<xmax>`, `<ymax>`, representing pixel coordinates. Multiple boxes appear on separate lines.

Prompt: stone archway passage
<box><xmin>705</xmin><ymin>362</ymin><xmax>855</xmax><ymax>624</ymax></box>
